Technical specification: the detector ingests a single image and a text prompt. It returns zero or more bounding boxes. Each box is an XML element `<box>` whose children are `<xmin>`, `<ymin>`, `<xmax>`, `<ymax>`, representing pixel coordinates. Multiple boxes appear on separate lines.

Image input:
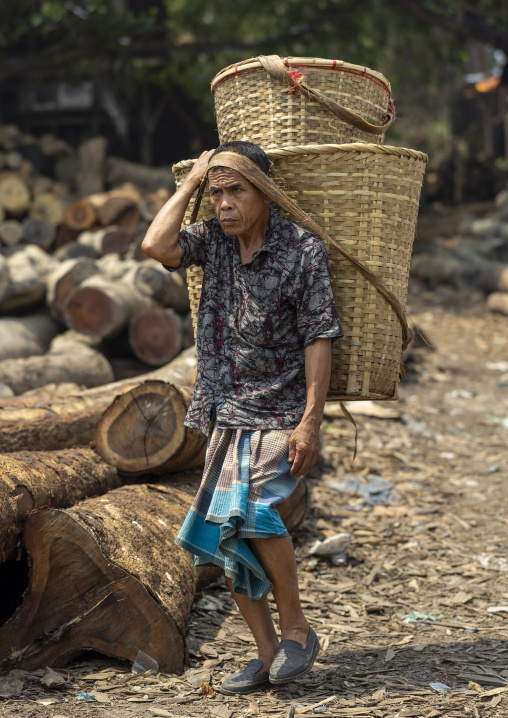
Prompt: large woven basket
<box><xmin>211</xmin><ymin>57</ymin><xmax>394</xmax><ymax>149</ymax></box>
<box><xmin>173</xmin><ymin>143</ymin><xmax>427</xmax><ymax>401</ymax></box>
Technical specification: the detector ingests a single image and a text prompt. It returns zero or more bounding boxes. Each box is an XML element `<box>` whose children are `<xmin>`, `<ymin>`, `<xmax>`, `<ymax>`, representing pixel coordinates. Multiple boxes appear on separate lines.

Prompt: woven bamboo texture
<box><xmin>173</xmin><ymin>143</ymin><xmax>427</xmax><ymax>401</ymax></box>
<box><xmin>211</xmin><ymin>57</ymin><xmax>392</xmax><ymax>149</ymax></box>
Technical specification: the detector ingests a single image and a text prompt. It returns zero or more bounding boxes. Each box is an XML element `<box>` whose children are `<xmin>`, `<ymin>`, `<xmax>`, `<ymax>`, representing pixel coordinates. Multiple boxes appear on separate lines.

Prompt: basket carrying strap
<box><xmin>257</xmin><ymin>55</ymin><xmax>394</xmax><ymax>135</ymax></box>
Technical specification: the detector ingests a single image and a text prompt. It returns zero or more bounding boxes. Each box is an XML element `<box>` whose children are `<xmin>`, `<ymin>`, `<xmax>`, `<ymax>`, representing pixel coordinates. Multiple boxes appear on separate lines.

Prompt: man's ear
<box><xmin>263</xmin><ymin>194</ymin><xmax>272</xmax><ymax>204</ymax></box>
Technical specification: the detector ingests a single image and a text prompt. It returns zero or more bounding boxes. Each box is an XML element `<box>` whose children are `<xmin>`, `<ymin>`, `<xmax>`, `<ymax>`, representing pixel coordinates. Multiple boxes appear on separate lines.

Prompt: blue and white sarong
<box><xmin>175</xmin><ymin>424</ymin><xmax>298</xmax><ymax>602</ymax></box>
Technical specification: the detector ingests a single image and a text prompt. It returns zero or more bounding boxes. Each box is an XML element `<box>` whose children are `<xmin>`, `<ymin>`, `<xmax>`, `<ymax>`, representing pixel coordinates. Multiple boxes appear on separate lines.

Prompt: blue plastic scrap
<box><xmin>76</xmin><ymin>692</ymin><xmax>96</xmax><ymax>701</ymax></box>
<box><xmin>326</xmin><ymin>474</ymin><xmax>397</xmax><ymax>506</ymax></box>
<box><xmin>402</xmin><ymin>611</ymin><xmax>442</xmax><ymax>623</ymax></box>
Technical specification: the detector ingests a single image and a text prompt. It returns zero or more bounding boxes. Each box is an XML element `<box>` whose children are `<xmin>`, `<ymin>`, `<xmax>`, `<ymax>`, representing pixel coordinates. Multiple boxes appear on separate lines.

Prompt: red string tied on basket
<box><xmin>286</xmin><ymin>69</ymin><xmax>305</xmax><ymax>95</ymax></box>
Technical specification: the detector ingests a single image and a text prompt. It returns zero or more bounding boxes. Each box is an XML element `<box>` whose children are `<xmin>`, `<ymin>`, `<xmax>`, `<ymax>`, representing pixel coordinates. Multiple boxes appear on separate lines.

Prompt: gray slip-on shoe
<box><xmin>220</xmin><ymin>659</ymin><xmax>271</xmax><ymax>695</ymax></box>
<box><xmin>269</xmin><ymin>626</ymin><xmax>320</xmax><ymax>684</ymax></box>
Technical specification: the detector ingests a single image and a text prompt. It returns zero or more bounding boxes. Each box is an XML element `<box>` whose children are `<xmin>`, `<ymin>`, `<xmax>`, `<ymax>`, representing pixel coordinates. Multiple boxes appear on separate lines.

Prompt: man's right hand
<box><xmin>184</xmin><ymin>149</ymin><xmax>216</xmax><ymax>191</ymax></box>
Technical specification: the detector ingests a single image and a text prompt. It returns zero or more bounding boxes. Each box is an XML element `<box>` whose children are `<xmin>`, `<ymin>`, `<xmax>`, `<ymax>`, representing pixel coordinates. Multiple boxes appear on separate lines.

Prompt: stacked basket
<box><xmin>173</xmin><ymin>56</ymin><xmax>428</xmax><ymax>401</ymax></box>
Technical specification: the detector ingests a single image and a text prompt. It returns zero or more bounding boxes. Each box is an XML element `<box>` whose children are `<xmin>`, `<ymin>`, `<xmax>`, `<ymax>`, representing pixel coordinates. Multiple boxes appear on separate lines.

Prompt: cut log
<box><xmin>46</xmin><ymin>257</ymin><xmax>99</xmax><ymax>323</ymax></box>
<box><xmin>140</xmin><ymin>188</ymin><xmax>170</xmax><ymax>222</ymax></box>
<box><xmin>106</xmin><ymin>156</ymin><xmax>175</xmax><ymax>191</ymax></box>
<box><xmin>97</xmin><ymin>185</ymin><xmax>141</xmax><ymax>227</ymax></box>
<box><xmin>29</xmin><ymin>192</ymin><xmax>66</xmax><ymax>226</ymax></box>
<box><xmin>31</xmin><ymin>175</ymin><xmax>54</xmax><ymax>197</ymax></box>
<box><xmin>0</xmin><ymin>468</ymin><xmax>306</xmax><ymax>671</ymax></box>
<box><xmin>0</xmin><ymin>313</ymin><xmax>60</xmax><ymax>361</ymax></box>
<box><xmin>0</xmin><ymin>447</ymin><xmax>124</xmax><ymax>563</ymax></box>
<box><xmin>96</xmin><ymin>254</ymin><xmax>138</xmax><ymax>280</ymax></box>
<box><xmin>0</xmin><ymin>345</ymin><xmax>196</xmax><ymax>452</ymax></box>
<box><xmin>63</xmin><ymin>198</ymin><xmax>97</xmax><ymax>231</ymax></box>
<box><xmin>487</xmin><ymin>291</ymin><xmax>508</xmax><ymax>316</ymax></box>
<box><xmin>129</xmin><ymin>308</ymin><xmax>182</xmax><ymax>366</ymax></box>
<box><xmin>0</xmin><ymin>219</ymin><xmax>23</xmax><ymax>246</ymax></box>
<box><xmin>114</xmin><ymin>205</ymin><xmax>141</xmax><ymax>234</ymax></box>
<box><xmin>0</xmin><ymin>255</ymin><xmax>9</xmax><ymax>303</ymax></box>
<box><xmin>64</xmin><ymin>274</ymin><xmax>154</xmax><ymax>338</ymax></box>
<box><xmin>77</xmin><ymin>137</ymin><xmax>106</xmax><ymax>196</ymax></box>
<box><xmin>127</xmin><ymin>260</ymin><xmax>190</xmax><ymax>313</ymax></box>
<box><xmin>22</xmin><ymin>217</ymin><xmax>57</xmax><ymax>250</ymax></box>
<box><xmin>478</xmin><ymin>264</ymin><xmax>508</xmax><ymax>293</ymax></box>
<box><xmin>410</xmin><ymin>252</ymin><xmax>484</xmax><ymax>289</ymax></box>
<box><xmin>0</xmin><ymin>176</ymin><xmax>30</xmax><ymax>216</ymax></box>
<box><xmin>0</xmin><ymin>339</ymin><xmax>114</xmax><ymax>395</ymax></box>
<box><xmin>77</xmin><ymin>226</ymin><xmax>131</xmax><ymax>257</ymax></box>
<box><xmin>0</xmin><ymin>245</ymin><xmax>56</xmax><ymax>313</ymax></box>
<box><xmin>95</xmin><ymin>381</ymin><xmax>205</xmax><ymax>474</ymax></box>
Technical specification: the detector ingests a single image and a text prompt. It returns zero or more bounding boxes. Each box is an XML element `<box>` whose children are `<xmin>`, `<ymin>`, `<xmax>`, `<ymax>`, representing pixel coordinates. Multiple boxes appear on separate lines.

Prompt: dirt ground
<box><xmin>2</xmin><ymin>280</ymin><xmax>508</xmax><ymax>718</ymax></box>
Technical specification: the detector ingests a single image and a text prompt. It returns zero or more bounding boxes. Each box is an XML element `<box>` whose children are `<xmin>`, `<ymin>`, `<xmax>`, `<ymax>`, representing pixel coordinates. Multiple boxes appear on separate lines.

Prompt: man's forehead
<box><xmin>208</xmin><ymin>167</ymin><xmax>247</xmax><ymax>186</ymax></box>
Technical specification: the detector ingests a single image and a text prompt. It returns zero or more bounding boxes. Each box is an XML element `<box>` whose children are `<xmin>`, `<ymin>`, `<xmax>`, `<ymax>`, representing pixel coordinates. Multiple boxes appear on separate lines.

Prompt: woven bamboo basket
<box><xmin>173</xmin><ymin>143</ymin><xmax>427</xmax><ymax>401</ymax></box>
<box><xmin>211</xmin><ymin>56</ymin><xmax>394</xmax><ymax>149</ymax></box>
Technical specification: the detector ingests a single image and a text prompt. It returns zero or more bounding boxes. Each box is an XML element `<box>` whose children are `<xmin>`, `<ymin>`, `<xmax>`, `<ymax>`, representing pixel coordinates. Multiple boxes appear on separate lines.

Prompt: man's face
<box><xmin>208</xmin><ymin>167</ymin><xmax>270</xmax><ymax>236</ymax></box>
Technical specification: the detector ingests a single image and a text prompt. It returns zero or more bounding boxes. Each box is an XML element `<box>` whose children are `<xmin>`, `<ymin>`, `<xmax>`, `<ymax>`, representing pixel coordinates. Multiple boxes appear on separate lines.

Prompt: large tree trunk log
<box><xmin>0</xmin><ymin>447</ymin><xmax>124</xmax><ymax>563</ymax></box>
<box><xmin>129</xmin><ymin>309</ymin><xmax>183</xmax><ymax>366</ymax></box>
<box><xmin>95</xmin><ymin>381</ymin><xmax>205</xmax><ymax>475</ymax></box>
<box><xmin>106</xmin><ymin>156</ymin><xmax>175</xmax><ymax>191</ymax></box>
<box><xmin>128</xmin><ymin>260</ymin><xmax>190</xmax><ymax>313</ymax></box>
<box><xmin>0</xmin><ymin>346</ymin><xmax>197</xmax><ymax>452</ymax></box>
<box><xmin>487</xmin><ymin>291</ymin><xmax>508</xmax><ymax>315</ymax></box>
<box><xmin>140</xmin><ymin>188</ymin><xmax>170</xmax><ymax>222</ymax></box>
<box><xmin>63</xmin><ymin>197</ymin><xmax>97</xmax><ymax>231</ymax></box>
<box><xmin>410</xmin><ymin>252</ymin><xmax>484</xmax><ymax>289</ymax></box>
<box><xmin>0</xmin><ymin>339</ymin><xmax>114</xmax><ymax>395</ymax></box>
<box><xmin>0</xmin><ymin>313</ymin><xmax>60</xmax><ymax>361</ymax></box>
<box><xmin>29</xmin><ymin>192</ymin><xmax>65</xmax><ymax>226</ymax></box>
<box><xmin>0</xmin><ymin>245</ymin><xmax>56</xmax><ymax>313</ymax></box>
<box><xmin>46</xmin><ymin>257</ymin><xmax>99</xmax><ymax>323</ymax></box>
<box><xmin>0</xmin><ymin>219</ymin><xmax>23</xmax><ymax>246</ymax></box>
<box><xmin>63</xmin><ymin>274</ymin><xmax>154</xmax><ymax>338</ymax></box>
<box><xmin>0</xmin><ymin>468</ymin><xmax>307</xmax><ymax>672</ymax></box>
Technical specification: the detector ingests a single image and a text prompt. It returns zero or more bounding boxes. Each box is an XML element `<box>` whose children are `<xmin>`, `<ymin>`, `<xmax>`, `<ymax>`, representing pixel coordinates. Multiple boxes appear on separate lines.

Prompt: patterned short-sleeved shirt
<box><xmin>165</xmin><ymin>207</ymin><xmax>343</xmax><ymax>435</ymax></box>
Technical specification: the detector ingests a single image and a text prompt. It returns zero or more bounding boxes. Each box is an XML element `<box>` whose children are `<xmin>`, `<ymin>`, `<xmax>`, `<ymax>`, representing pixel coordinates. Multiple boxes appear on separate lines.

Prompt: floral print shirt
<box><xmin>166</xmin><ymin>207</ymin><xmax>343</xmax><ymax>435</ymax></box>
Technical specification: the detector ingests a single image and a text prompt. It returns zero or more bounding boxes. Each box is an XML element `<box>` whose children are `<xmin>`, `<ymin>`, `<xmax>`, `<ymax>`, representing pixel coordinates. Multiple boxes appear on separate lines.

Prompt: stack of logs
<box><xmin>411</xmin><ymin>187</ymin><xmax>508</xmax><ymax>314</ymax></box>
<box><xmin>0</xmin><ymin>123</ymin><xmax>309</xmax><ymax>674</ymax></box>
<box><xmin>0</xmin><ymin>124</ymin><xmax>197</xmax><ymax>398</ymax></box>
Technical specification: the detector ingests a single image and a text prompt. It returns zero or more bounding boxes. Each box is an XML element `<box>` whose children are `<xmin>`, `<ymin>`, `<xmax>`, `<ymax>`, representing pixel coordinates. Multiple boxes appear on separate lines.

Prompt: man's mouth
<box><xmin>221</xmin><ymin>218</ymin><xmax>237</xmax><ymax>225</ymax></box>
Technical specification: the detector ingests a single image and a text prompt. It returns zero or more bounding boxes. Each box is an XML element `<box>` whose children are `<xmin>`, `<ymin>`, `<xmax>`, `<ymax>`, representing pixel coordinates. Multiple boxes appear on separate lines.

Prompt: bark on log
<box><xmin>46</xmin><ymin>257</ymin><xmax>99</xmax><ymax>323</ymax></box>
<box><xmin>0</xmin><ymin>219</ymin><xmax>23</xmax><ymax>246</ymax></box>
<box><xmin>0</xmin><ymin>339</ymin><xmax>114</xmax><ymax>395</ymax></box>
<box><xmin>64</xmin><ymin>274</ymin><xmax>155</xmax><ymax>338</ymax></box>
<box><xmin>97</xmin><ymin>185</ymin><xmax>141</xmax><ymax>227</ymax></box>
<box><xmin>0</xmin><ymin>245</ymin><xmax>56</xmax><ymax>313</ymax></box>
<box><xmin>487</xmin><ymin>291</ymin><xmax>508</xmax><ymax>315</ymax></box>
<box><xmin>0</xmin><ymin>447</ymin><xmax>124</xmax><ymax>563</ymax></box>
<box><xmin>0</xmin><ymin>346</ymin><xmax>197</xmax><ymax>452</ymax></box>
<box><xmin>129</xmin><ymin>309</ymin><xmax>183</xmax><ymax>366</ymax></box>
<box><xmin>128</xmin><ymin>260</ymin><xmax>190</xmax><ymax>313</ymax></box>
<box><xmin>22</xmin><ymin>217</ymin><xmax>57</xmax><ymax>250</ymax></box>
<box><xmin>0</xmin><ymin>176</ymin><xmax>30</xmax><ymax>215</ymax></box>
<box><xmin>77</xmin><ymin>226</ymin><xmax>131</xmax><ymax>257</ymax></box>
<box><xmin>182</xmin><ymin>312</ymin><xmax>195</xmax><ymax>348</ymax></box>
<box><xmin>0</xmin><ymin>468</ymin><xmax>307</xmax><ymax>671</ymax></box>
<box><xmin>0</xmin><ymin>313</ymin><xmax>60</xmax><ymax>361</ymax></box>
<box><xmin>478</xmin><ymin>264</ymin><xmax>508</xmax><ymax>293</ymax></box>
<box><xmin>95</xmin><ymin>381</ymin><xmax>205</xmax><ymax>475</ymax></box>
<box><xmin>0</xmin><ymin>255</ymin><xmax>9</xmax><ymax>303</ymax></box>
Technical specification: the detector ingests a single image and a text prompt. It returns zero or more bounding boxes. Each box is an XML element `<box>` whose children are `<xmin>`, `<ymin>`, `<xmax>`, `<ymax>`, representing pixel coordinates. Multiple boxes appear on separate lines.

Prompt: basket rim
<box><xmin>211</xmin><ymin>56</ymin><xmax>391</xmax><ymax>95</ymax></box>
<box><xmin>172</xmin><ymin>143</ymin><xmax>428</xmax><ymax>173</ymax></box>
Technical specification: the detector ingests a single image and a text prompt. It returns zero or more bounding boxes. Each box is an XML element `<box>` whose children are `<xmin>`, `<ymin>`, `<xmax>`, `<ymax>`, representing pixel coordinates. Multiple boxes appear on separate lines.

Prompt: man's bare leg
<box><xmin>225</xmin><ymin>576</ymin><xmax>279</xmax><ymax>672</ymax></box>
<box><xmin>250</xmin><ymin>535</ymin><xmax>310</xmax><ymax>647</ymax></box>
<box><xmin>225</xmin><ymin>535</ymin><xmax>309</xmax><ymax>671</ymax></box>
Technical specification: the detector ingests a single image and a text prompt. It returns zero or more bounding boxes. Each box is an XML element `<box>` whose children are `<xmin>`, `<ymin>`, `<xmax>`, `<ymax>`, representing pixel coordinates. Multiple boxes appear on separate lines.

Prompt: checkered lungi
<box><xmin>174</xmin><ymin>424</ymin><xmax>297</xmax><ymax>601</ymax></box>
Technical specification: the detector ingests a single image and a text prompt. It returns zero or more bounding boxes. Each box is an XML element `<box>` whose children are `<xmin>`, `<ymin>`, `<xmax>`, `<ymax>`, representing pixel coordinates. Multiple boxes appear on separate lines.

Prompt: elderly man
<box><xmin>142</xmin><ymin>141</ymin><xmax>342</xmax><ymax>695</ymax></box>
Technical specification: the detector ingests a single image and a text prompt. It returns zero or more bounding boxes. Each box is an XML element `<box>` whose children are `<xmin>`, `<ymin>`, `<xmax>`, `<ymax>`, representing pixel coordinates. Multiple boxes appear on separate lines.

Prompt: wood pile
<box><xmin>0</xmin><ymin>123</ymin><xmax>190</xmax><ymax>399</ymax></box>
<box><xmin>411</xmin><ymin>188</ymin><xmax>508</xmax><ymax>316</ymax></box>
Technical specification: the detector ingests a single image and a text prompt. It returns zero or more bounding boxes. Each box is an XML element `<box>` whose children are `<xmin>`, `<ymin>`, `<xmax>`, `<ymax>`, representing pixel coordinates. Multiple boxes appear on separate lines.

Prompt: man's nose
<box><xmin>220</xmin><ymin>193</ymin><xmax>233</xmax><ymax>209</ymax></box>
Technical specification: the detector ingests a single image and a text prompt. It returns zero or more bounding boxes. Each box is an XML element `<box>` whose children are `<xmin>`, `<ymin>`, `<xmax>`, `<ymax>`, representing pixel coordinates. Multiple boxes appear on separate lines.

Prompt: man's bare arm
<box><xmin>288</xmin><ymin>338</ymin><xmax>331</xmax><ymax>478</ymax></box>
<box><xmin>142</xmin><ymin>150</ymin><xmax>214</xmax><ymax>267</ymax></box>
